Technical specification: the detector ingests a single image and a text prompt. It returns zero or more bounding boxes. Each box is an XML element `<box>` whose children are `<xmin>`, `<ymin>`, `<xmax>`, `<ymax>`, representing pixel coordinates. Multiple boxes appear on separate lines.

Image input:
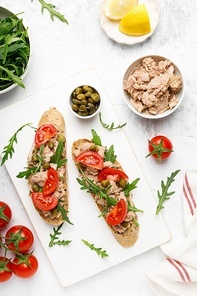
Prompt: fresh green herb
<box><xmin>1</xmin><ymin>123</ymin><xmax>33</xmax><ymax>166</ymax></box>
<box><xmin>156</xmin><ymin>169</ymin><xmax>180</xmax><ymax>215</ymax></box>
<box><xmin>104</xmin><ymin>145</ymin><xmax>117</xmax><ymax>163</ymax></box>
<box><xmin>127</xmin><ymin>201</ymin><xmax>143</xmax><ymax>213</ymax></box>
<box><xmin>81</xmin><ymin>239</ymin><xmax>109</xmax><ymax>258</ymax></box>
<box><xmin>123</xmin><ymin>178</ymin><xmax>140</xmax><ymax>197</ymax></box>
<box><xmin>16</xmin><ymin>145</ymin><xmax>45</xmax><ymax>179</ymax></box>
<box><xmin>50</xmin><ymin>140</ymin><xmax>67</xmax><ymax>168</ymax></box>
<box><xmin>49</xmin><ymin>223</ymin><xmax>71</xmax><ymax>247</ymax></box>
<box><xmin>57</xmin><ymin>199</ymin><xmax>74</xmax><ymax>225</ymax></box>
<box><xmin>91</xmin><ymin>129</ymin><xmax>102</xmax><ymax>146</ymax></box>
<box><xmin>33</xmin><ymin>0</ymin><xmax>68</xmax><ymax>24</ymax></box>
<box><xmin>0</xmin><ymin>14</ymin><xmax>30</xmax><ymax>90</ymax></box>
<box><xmin>99</xmin><ymin>113</ymin><xmax>126</xmax><ymax>130</ymax></box>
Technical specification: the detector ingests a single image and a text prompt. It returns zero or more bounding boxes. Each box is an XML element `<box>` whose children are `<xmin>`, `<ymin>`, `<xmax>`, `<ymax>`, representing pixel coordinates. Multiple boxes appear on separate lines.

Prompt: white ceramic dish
<box><xmin>122</xmin><ymin>55</ymin><xmax>185</xmax><ymax>119</ymax></box>
<box><xmin>0</xmin><ymin>7</ymin><xmax>30</xmax><ymax>94</ymax></box>
<box><xmin>0</xmin><ymin>68</ymin><xmax>170</xmax><ymax>286</ymax></box>
<box><xmin>99</xmin><ymin>0</ymin><xmax>160</xmax><ymax>45</ymax></box>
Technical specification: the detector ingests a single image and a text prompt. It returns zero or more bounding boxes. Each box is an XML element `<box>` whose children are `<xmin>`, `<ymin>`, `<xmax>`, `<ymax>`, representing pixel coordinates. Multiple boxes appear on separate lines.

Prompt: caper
<box><xmin>32</xmin><ymin>153</ymin><xmax>38</xmax><ymax>162</ymax></box>
<box><xmin>85</xmin><ymin>91</ymin><xmax>92</xmax><ymax>98</ymax></box>
<box><xmin>32</xmin><ymin>183</ymin><xmax>39</xmax><ymax>192</ymax></box>
<box><xmin>121</xmin><ymin>221</ymin><xmax>129</xmax><ymax>228</ymax></box>
<box><xmin>48</xmin><ymin>141</ymin><xmax>54</xmax><ymax>149</ymax></box>
<box><xmin>79</xmin><ymin>105</ymin><xmax>87</xmax><ymax>112</ymax></box>
<box><xmin>118</xmin><ymin>178</ymin><xmax>127</xmax><ymax>188</ymax></box>
<box><xmin>87</xmin><ymin>102</ymin><xmax>95</xmax><ymax>111</ymax></box>
<box><xmin>78</xmin><ymin>111</ymin><xmax>87</xmax><ymax>117</ymax></box>
<box><xmin>81</xmin><ymin>99</ymin><xmax>88</xmax><ymax>105</ymax></box>
<box><xmin>89</xmin><ymin>144</ymin><xmax>98</xmax><ymax>152</ymax></box>
<box><xmin>75</xmin><ymin>87</ymin><xmax>83</xmax><ymax>95</ymax></box>
<box><xmin>91</xmin><ymin>93</ymin><xmax>100</xmax><ymax>102</ymax></box>
<box><xmin>77</xmin><ymin>94</ymin><xmax>86</xmax><ymax>100</ymax></box>
<box><xmin>82</xmin><ymin>85</ymin><xmax>91</xmax><ymax>92</ymax></box>
<box><xmin>43</xmin><ymin>162</ymin><xmax>50</xmax><ymax>170</ymax></box>
<box><xmin>72</xmin><ymin>99</ymin><xmax>82</xmax><ymax>105</ymax></box>
<box><xmin>101</xmin><ymin>180</ymin><xmax>110</xmax><ymax>188</ymax></box>
<box><xmin>58</xmin><ymin>134</ymin><xmax>66</xmax><ymax>142</ymax></box>
<box><xmin>72</xmin><ymin>104</ymin><xmax>79</xmax><ymax>112</ymax></box>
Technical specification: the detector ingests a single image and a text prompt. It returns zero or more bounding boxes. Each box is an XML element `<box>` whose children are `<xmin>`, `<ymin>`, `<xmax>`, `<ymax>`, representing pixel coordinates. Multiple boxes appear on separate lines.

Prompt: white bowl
<box><xmin>69</xmin><ymin>85</ymin><xmax>102</xmax><ymax>119</ymax></box>
<box><xmin>122</xmin><ymin>55</ymin><xmax>185</xmax><ymax>119</ymax></box>
<box><xmin>0</xmin><ymin>7</ymin><xmax>30</xmax><ymax>94</ymax></box>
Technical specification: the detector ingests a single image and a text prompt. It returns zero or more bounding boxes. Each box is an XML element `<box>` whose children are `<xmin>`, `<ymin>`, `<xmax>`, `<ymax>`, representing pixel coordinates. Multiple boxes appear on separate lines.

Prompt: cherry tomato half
<box><xmin>147</xmin><ymin>135</ymin><xmax>173</xmax><ymax>161</ymax></box>
<box><xmin>12</xmin><ymin>254</ymin><xmax>38</xmax><ymax>279</ymax></box>
<box><xmin>76</xmin><ymin>151</ymin><xmax>103</xmax><ymax>170</ymax></box>
<box><xmin>0</xmin><ymin>256</ymin><xmax>13</xmax><ymax>282</ymax></box>
<box><xmin>31</xmin><ymin>192</ymin><xmax>58</xmax><ymax>211</ymax></box>
<box><xmin>106</xmin><ymin>199</ymin><xmax>127</xmax><ymax>226</ymax></box>
<box><xmin>98</xmin><ymin>167</ymin><xmax>128</xmax><ymax>182</ymax></box>
<box><xmin>5</xmin><ymin>225</ymin><xmax>34</xmax><ymax>253</ymax></box>
<box><xmin>0</xmin><ymin>201</ymin><xmax>12</xmax><ymax>229</ymax></box>
<box><xmin>35</xmin><ymin>124</ymin><xmax>57</xmax><ymax>148</ymax></box>
<box><xmin>43</xmin><ymin>167</ymin><xmax>59</xmax><ymax>196</ymax></box>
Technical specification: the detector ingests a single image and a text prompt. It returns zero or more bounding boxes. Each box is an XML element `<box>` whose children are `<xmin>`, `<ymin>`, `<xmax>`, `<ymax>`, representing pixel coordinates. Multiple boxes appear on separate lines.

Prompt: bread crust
<box><xmin>72</xmin><ymin>138</ymin><xmax>139</xmax><ymax>247</ymax></box>
<box><xmin>28</xmin><ymin>107</ymin><xmax>68</xmax><ymax>225</ymax></box>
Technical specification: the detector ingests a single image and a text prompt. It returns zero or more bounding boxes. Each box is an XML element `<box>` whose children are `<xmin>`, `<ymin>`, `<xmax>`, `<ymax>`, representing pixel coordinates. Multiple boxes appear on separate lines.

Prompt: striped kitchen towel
<box><xmin>146</xmin><ymin>170</ymin><xmax>197</xmax><ymax>296</ymax></box>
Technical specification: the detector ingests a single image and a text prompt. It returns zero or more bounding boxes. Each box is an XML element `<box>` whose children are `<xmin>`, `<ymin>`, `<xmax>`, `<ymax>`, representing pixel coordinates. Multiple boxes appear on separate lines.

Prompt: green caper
<box><xmin>82</xmin><ymin>85</ymin><xmax>91</xmax><ymax>92</ymax></box>
<box><xmin>72</xmin><ymin>99</ymin><xmax>82</xmax><ymax>105</ymax></box>
<box><xmin>32</xmin><ymin>183</ymin><xmax>39</xmax><ymax>192</ymax></box>
<box><xmin>91</xmin><ymin>93</ymin><xmax>100</xmax><ymax>102</ymax></box>
<box><xmin>101</xmin><ymin>180</ymin><xmax>110</xmax><ymax>188</ymax></box>
<box><xmin>118</xmin><ymin>178</ymin><xmax>127</xmax><ymax>188</ymax></box>
<box><xmin>84</xmin><ymin>91</ymin><xmax>92</xmax><ymax>98</ymax></box>
<box><xmin>87</xmin><ymin>102</ymin><xmax>95</xmax><ymax>111</ymax></box>
<box><xmin>48</xmin><ymin>141</ymin><xmax>54</xmax><ymax>149</ymax></box>
<box><xmin>81</xmin><ymin>99</ymin><xmax>88</xmax><ymax>105</ymax></box>
<box><xmin>77</xmin><ymin>94</ymin><xmax>86</xmax><ymax>100</ymax></box>
<box><xmin>31</xmin><ymin>153</ymin><xmax>38</xmax><ymax>162</ymax></box>
<box><xmin>78</xmin><ymin>111</ymin><xmax>87</xmax><ymax>117</ymax></box>
<box><xmin>43</xmin><ymin>162</ymin><xmax>50</xmax><ymax>170</ymax></box>
<box><xmin>75</xmin><ymin>87</ymin><xmax>83</xmax><ymax>95</ymax></box>
<box><xmin>58</xmin><ymin>134</ymin><xmax>66</xmax><ymax>142</ymax></box>
<box><xmin>72</xmin><ymin>104</ymin><xmax>79</xmax><ymax>112</ymax></box>
<box><xmin>121</xmin><ymin>221</ymin><xmax>129</xmax><ymax>228</ymax></box>
<box><xmin>79</xmin><ymin>105</ymin><xmax>87</xmax><ymax>112</ymax></box>
<box><xmin>89</xmin><ymin>144</ymin><xmax>98</xmax><ymax>152</ymax></box>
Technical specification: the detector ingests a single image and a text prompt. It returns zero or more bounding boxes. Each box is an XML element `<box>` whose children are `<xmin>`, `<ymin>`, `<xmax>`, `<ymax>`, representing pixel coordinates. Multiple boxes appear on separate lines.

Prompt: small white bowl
<box><xmin>0</xmin><ymin>7</ymin><xmax>30</xmax><ymax>94</ymax></box>
<box><xmin>122</xmin><ymin>55</ymin><xmax>185</xmax><ymax>119</ymax></box>
<box><xmin>69</xmin><ymin>85</ymin><xmax>102</xmax><ymax>119</ymax></box>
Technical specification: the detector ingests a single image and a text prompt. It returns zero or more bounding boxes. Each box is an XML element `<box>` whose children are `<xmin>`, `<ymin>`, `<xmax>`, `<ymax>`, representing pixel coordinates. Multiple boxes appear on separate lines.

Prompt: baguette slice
<box><xmin>72</xmin><ymin>138</ymin><xmax>139</xmax><ymax>247</ymax></box>
<box><xmin>27</xmin><ymin>107</ymin><xmax>68</xmax><ymax>225</ymax></box>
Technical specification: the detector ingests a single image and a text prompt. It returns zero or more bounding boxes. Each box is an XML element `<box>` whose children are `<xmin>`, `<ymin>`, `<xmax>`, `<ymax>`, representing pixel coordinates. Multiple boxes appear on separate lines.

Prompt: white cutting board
<box><xmin>0</xmin><ymin>68</ymin><xmax>170</xmax><ymax>286</ymax></box>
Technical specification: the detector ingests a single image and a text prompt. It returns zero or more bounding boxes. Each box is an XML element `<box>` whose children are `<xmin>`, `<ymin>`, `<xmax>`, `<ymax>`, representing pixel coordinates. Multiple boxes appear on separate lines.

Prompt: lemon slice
<box><xmin>104</xmin><ymin>0</ymin><xmax>138</xmax><ymax>20</ymax></box>
<box><xmin>119</xmin><ymin>4</ymin><xmax>151</xmax><ymax>36</ymax></box>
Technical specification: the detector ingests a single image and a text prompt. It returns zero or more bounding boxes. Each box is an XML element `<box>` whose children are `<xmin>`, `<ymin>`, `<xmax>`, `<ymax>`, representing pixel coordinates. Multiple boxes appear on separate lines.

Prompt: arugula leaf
<box><xmin>57</xmin><ymin>200</ymin><xmax>74</xmax><ymax>225</ymax></box>
<box><xmin>50</xmin><ymin>140</ymin><xmax>67</xmax><ymax>168</ymax></box>
<box><xmin>91</xmin><ymin>129</ymin><xmax>102</xmax><ymax>146</ymax></box>
<box><xmin>34</xmin><ymin>0</ymin><xmax>68</xmax><ymax>24</ymax></box>
<box><xmin>156</xmin><ymin>169</ymin><xmax>181</xmax><ymax>215</ymax></box>
<box><xmin>81</xmin><ymin>239</ymin><xmax>109</xmax><ymax>258</ymax></box>
<box><xmin>123</xmin><ymin>178</ymin><xmax>140</xmax><ymax>197</ymax></box>
<box><xmin>1</xmin><ymin>123</ymin><xmax>33</xmax><ymax>166</ymax></box>
<box><xmin>104</xmin><ymin>145</ymin><xmax>117</xmax><ymax>163</ymax></box>
<box><xmin>49</xmin><ymin>223</ymin><xmax>71</xmax><ymax>247</ymax></box>
<box><xmin>99</xmin><ymin>113</ymin><xmax>126</xmax><ymax>130</ymax></box>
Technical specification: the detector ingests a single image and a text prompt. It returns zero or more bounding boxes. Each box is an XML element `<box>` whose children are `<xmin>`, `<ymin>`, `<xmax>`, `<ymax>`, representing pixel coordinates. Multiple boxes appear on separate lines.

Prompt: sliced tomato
<box><xmin>43</xmin><ymin>167</ymin><xmax>59</xmax><ymax>196</ymax></box>
<box><xmin>106</xmin><ymin>199</ymin><xmax>127</xmax><ymax>226</ymax></box>
<box><xmin>31</xmin><ymin>192</ymin><xmax>58</xmax><ymax>211</ymax></box>
<box><xmin>98</xmin><ymin>167</ymin><xmax>128</xmax><ymax>182</ymax></box>
<box><xmin>76</xmin><ymin>151</ymin><xmax>103</xmax><ymax>170</ymax></box>
<box><xmin>35</xmin><ymin>124</ymin><xmax>57</xmax><ymax>148</ymax></box>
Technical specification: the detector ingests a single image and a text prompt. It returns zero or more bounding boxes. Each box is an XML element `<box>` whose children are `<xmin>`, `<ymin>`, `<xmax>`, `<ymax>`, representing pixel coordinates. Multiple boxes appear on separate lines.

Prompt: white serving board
<box><xmin>0</xmin><ymin>68</ymin><xmax>170</xmax><ymax>287</ymax></box>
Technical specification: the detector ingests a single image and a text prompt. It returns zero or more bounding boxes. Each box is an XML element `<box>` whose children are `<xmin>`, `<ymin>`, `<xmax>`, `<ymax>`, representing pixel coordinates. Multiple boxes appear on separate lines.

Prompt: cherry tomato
<box><xmin>0</xmin><ymin>256</ymin><xmax>13</xmax><ymax>282</ymax></box>
<box><xmin>31</xmin><ymin>192</ymin><xmax>58</xmax><ymax>211</ymax></box>
<box><xmin>76</xmin><ymin>151</ymin><xmax>103</xmax><ymax>170</ymax></box>
<box><xmin>5</xmin><ymin>225</ymin><xmax>34</xmax><ymax>253</ymax></box>
<box><xmin>35</xmin><ymin>124</ymin><xmax>57</xmax><ymax>148</ymax></box>
<box><xmin>106</xmin><ymin>199</ymin><xmax>127</xmax><ymax>226</ymax></box>
<box><xmin>147</xmin><ymin>135</ymin><xmax>173</xmax><ymax>161</ymax></box>
<box><xmin>0</xmin><ymin>201</ymin><xmax>12</xmax><ymax>229</ymax></box>
<box><xmin>43</xmin><ymin>167</ymin><xmax>59</xmax><ymax>196</ymax></box>
<box><xmin>12</xmin><ymin>254</ymin><xmax>38</xmax><ymax>279</ymax></box>
<box><xmin>98</xmin><ymin>167</ymin><xmax>128</xmax><ymax>182</ymax></box>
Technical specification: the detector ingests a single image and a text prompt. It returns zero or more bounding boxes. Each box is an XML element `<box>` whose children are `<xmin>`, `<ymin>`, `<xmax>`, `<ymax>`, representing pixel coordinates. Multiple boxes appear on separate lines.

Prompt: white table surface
<box><xmin>0</xmin><ymin>0</ymin><xmax>197</xmax><ymax>295</ymax></box>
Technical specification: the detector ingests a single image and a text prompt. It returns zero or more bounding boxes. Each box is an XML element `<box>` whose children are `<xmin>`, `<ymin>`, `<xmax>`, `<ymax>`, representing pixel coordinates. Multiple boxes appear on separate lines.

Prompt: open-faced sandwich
<box><xmin>25</xmin><ymin>107</ymin><xmax>69</xmax><ymax>225</ymax></box>
<box><xmin>72</xmin><ymin>129</ymin><xmax>141</xmax><ymax>247</ymax></box>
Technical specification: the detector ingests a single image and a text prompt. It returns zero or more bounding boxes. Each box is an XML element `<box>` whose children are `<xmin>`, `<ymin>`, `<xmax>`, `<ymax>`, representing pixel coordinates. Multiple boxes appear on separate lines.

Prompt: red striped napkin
<box><xmin>146</xmin><ymin>170</ymin><xmax>197</xmax><ymax>296</ymax></box>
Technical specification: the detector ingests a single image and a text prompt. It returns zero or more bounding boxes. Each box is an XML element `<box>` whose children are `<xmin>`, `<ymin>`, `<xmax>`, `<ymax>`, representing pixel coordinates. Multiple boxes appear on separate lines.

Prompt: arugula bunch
<box><xmin>0</xmin><ymin>14</ymin><xmax>30</xmax><ymax>90</ymax></box>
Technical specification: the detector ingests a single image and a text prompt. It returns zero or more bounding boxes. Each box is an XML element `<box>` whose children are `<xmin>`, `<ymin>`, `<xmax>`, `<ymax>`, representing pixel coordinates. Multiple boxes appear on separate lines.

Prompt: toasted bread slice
<box><xmin>27</xmin><ymin>107</ymin><xmax>68</xmax><ymax>225</ymax></box>
<box><xmin>72</xmin><ymin>138</ymin><xmax>139</xmax><ymax>247</ymax></box>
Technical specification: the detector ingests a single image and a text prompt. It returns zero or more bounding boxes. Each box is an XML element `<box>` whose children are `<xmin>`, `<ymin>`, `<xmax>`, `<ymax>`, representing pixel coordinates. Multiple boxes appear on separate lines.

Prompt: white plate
<box><xmin>99</xmin><ymin>0</ymin><xmax>160</xmax><ymax>45</ymax></box>
<box><xmin>0</xmin><ymin>68</ymin><xmax>170</xmax><ymax>287</ymax></box>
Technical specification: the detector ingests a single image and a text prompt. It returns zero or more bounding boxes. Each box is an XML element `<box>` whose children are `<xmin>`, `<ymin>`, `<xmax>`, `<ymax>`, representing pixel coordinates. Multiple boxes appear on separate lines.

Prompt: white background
<box><xmin>0</xmin><ymin>0</ymin><xmax>197</xmax><ymax>295</ymax></box>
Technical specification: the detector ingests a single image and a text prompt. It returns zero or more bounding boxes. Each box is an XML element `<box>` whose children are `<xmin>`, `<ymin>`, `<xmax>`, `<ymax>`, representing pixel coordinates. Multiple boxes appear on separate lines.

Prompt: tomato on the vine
<box><xmin>5</xmin><ymin>225</ymin><xmax>34</xmax><ymax>253</ymax></box>
<box><xmin>0</xmin><ymin>201</ymin><xmax>12</xmax><ymax>229</ymax></box>
<box><xmin>146</xmin><ymin>135</ymin><xmax>173</xmax><ymax>161</ymax></box>
<box><xmin>12</xmin><ymin>254</ymin><xmax>38</xmax><ymax>279</ymax></box>
<box><xmin>76</xmin><ymin>151</ymin><xmax>103</xmax><ymax>170</ymax></box>
<box><xmin>106</xmin><ymin>199</ymin><xmax>127</xmax><ymax>226</ymax></box>
<box><xmin>35</xmin><ymin>124</ymin><xmax>57</xmax><ymax>148</ymax></box>
<box><xmin>98</xmin><ymin>167</ymin><xmax>128</xmax><ymax>182</ymax></box>
<box><xmin>0</xmin><ymin>256</ymin><xmax>13</xmax><ymax>282</ymax></box>
<box><xmin>31</xmin><ymin>192</ymin><xmax>58</xmax><ymax>211</ymax></box>
<box><xmin>43</xmin><ymin>167</ymin><xmax>59</xmax><ymax>196</ymax></box>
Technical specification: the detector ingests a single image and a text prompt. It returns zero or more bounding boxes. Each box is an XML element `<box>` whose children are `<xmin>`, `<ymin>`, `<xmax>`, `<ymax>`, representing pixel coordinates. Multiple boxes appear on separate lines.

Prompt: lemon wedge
<box><xmin>119</xmin><ymin>4</ymin><xmax>151</xmax><ymax>36</ymax></box>
<box><xmin>104</xmin><ymin>0</ymin><xmax>138</xmax><ymax>20</ymax></box>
